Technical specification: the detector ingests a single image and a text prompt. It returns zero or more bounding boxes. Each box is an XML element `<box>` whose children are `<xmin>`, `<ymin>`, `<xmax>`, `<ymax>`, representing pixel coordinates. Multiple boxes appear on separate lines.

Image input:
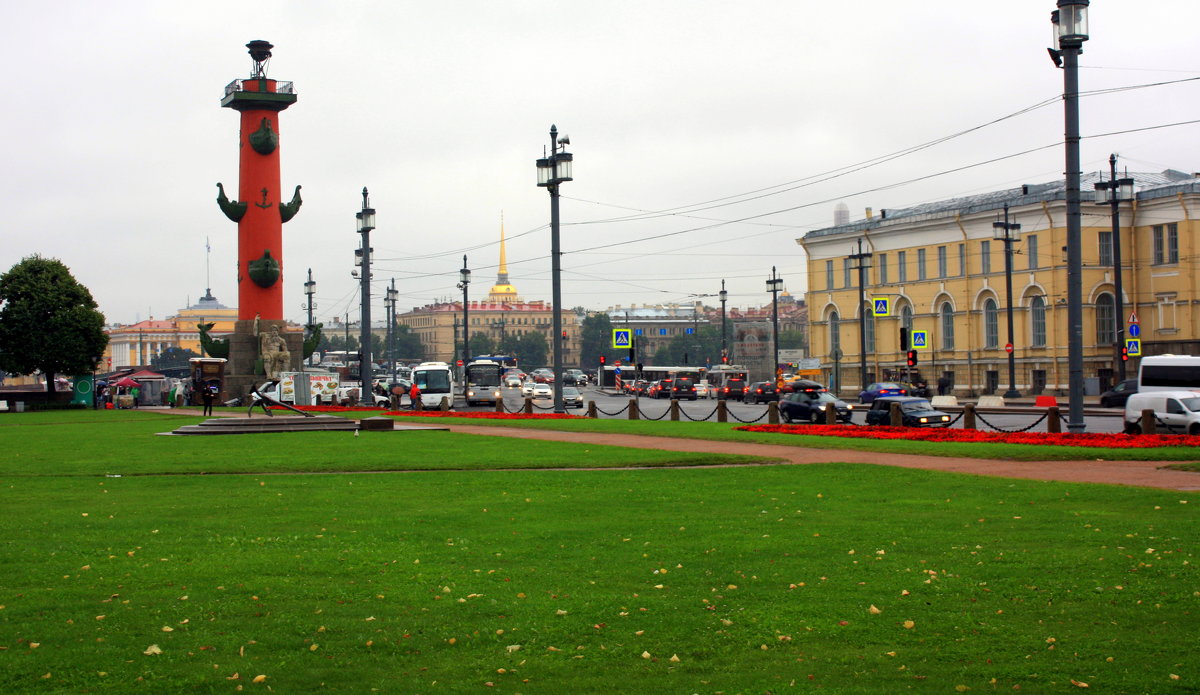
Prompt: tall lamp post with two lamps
<box><xmin>1094</xmin><ymin>156</ymin><xmax>1134</xmax><ymax>383</ymax></box>
<box><xmin>766</xmin><ymin>267</ymin><xmax>783</xmax><ymax>387</ymax></box>
<box><xmin>535</xmin><ymin>125</ymin><xmax>573</xmax><ymax>414</ymax></box>
<box><xmin>356</xmin><ymin>188</ymin><xmax>376</xmax><ymax>394</ymax></box>
<box><xmin>458</xmin><ymin>256</ymin><xmax>471</xmax><ymax>370</ymax></box>
<box><xmin>993</xmin><ymin>204</ymin><xmax>1022</xmax><ymax>399</ymax></box>
<box><xmin>719</xmin><ymin>280</ymin><xmax>729</xmax><ymax>365</ymax></box>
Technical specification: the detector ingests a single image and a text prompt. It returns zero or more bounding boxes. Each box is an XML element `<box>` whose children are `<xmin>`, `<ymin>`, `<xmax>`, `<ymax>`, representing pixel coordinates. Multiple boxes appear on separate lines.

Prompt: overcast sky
<box><xmin>3</xmin><ymin>1</ymin><xmax>1198</xmax><ymax>326</ymax></box>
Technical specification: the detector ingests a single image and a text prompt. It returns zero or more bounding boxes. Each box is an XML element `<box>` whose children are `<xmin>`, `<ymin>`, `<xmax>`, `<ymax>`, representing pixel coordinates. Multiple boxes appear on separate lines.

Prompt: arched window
<box><xmin>829</xmin><ymin>311</ymin><xmax>841</xmax><ymax>355</ymax></box>
<box><xmin>1095</xmin><ymin>293</ymin><xmax>1116</xmax><ymax>345</ymax></box>
<box><xmin>983</xmin><ymin>298</ymin><xmax>999</xmax><ymax>348</ymax></box>
<box><xmin>900</xmin><ymin>305</ymin><xmax>913</xmax><ymax>331</ymax></box>
<box><xmin>940</xmin><ymin>302</ymin><xmax>955</xmax><ymax>350</ymax></box>
<box><xmin>1030</xmin><ymin>296</ymin><xmax>1046</xmax><ymax>347</ymax></box>
<box><xmin>862</xmin><ymin>302</ymin><xmax>876</xmax><ymax>354</ymax></box>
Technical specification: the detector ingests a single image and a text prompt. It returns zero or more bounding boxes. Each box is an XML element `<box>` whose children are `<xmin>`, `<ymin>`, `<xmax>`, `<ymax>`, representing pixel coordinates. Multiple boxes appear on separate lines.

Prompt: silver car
<box><xmin>561</xmin><ymin>386</ymin><xmax>585</xmax><ymax>408</ymax></box>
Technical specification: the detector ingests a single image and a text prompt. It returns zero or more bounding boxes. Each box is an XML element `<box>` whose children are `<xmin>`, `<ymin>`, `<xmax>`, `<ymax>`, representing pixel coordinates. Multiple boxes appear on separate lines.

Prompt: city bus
<box><xmin>1138</xmin><ymin>355</ymin><xmax>1200</xmax><ymax>393</ymax></box>
<box><xmin>412</xmin><ymin>361</ymin><xmax>456</xmax><ymax>409</ymax></box>
<box><xmin>464</xmin><ymin>359</ymin><xmax>503</xmax><ymax>406</ymax></box>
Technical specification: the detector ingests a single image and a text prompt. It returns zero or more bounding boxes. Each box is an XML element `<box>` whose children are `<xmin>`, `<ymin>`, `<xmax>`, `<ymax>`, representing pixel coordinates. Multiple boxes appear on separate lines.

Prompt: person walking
<box><xmin>408</xmin><ymin>382</ymin><xmax>422</xmax><ymax>411</ymax></box>
<box><xmin>201</xmin><ymin>384</ymin><xmax>215</xmax><ymax>416</ymax></box>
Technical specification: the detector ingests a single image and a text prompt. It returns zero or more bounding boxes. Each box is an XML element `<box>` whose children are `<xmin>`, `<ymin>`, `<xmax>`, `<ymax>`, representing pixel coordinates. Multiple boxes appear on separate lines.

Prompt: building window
<box><xmin>981</xmin><ymin>240</ymin><xmax>991</xmax><ymax>275</ymax></box>
<box><xmin>825</xmin><ymin>260</ymin><xmax>834</xmax><ymax>289</ymax></box>
<box><xmin>863</xmin><ymin>302</ymin><xmax>876</xmax><ymax>354</ymax></box>
<box><xmin>1098</xmin><ymin>230</ymin><xmax>1113</xmax><ymax>267</ymax></box>
<box><xmin>877</xmin><ymin>253</ymin><xmax>888</xmax><ymax>284</ymax></box>
<box><xmin>898</xmin><ymin>251</ymin><xmax>908</xmax><ymax>283</ymax></box>
<box><xmin>1031</xmin><ymin>296</ymin><xmax>1046</xmax><ymax>347</ymax></box>
<box><xmin>900</xmin><ymin>305</ymin><xmax>913</xmax><ymax>332</ymax></box>
<box><xmin>958</xmin><ymin>243</ymin><xmax>966</xmax><ymax>276</ymax></box>
<box><xmin>937</xmin><ymin>246</ymin><xmax>947</xmax><ymax>279</ymax></box>
<box><xmin>829</xmin><ymin>311</ymin><xmax>840</xmax><ymax>354</ymax></box>
<box><xmin>1157</xmin><ymin>294</ymin><xmax>1178</xmax><ymax>330</ymax></box>
<box><xmin>1153</xmin><ymin>223</ymin><xmax>1179</xmax><ymax>264</ymax></box>
<box><xmin>917</xmin><ymin>248</ymin><xmax>927</xmax><ymax>280</ymax></box>
<box><xmin>984</xmin><ymin>298</ymin><xmax>999</xmax><ymax>348</ymax></box>
<box><xmin>940</xmin><ymin>302</ymin><xmax>954</xmax><ymax>350</ymax></box>
<box><xmin>1095</xmin><ymin>292</ymin><xmax>1116</xmax><ymax>345</ymax></box>
<box><xmin>1026</xmin><ymin>234</ymin><xmax>1038</xmax><ymax>269</ymax></box>
<box><xmin>843</xmin><ymin>258</ymin><xmax>853</xmax><ymax>288</ymax></box>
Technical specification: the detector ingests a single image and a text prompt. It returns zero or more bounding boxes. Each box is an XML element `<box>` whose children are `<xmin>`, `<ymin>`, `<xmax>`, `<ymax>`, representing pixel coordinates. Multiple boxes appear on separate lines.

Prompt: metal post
<box><xmin>996</xmin><ymin>205</ymin><xmax>1021</xmax><ymax>399</ymax></box>
<box><xmin>550</xmin><ymin>174</ymin><xmax>564</xmax><ymax>414</ymax></box>
<box><xmin>1108</xmin><ymin>154</ymin><xmax>1127</xmax><ymax>382</ymax></box>
<box><xmin>460</xmin><ymin>255</ymin><xmax>470</xmax><ymax>368</ymax></box>
<box><xmin>850</xmin><ymin>239</ymin><xmax>873</xmax><ymax>392</ymax></box>
<box><xmin>1061</xmin><ymin>33</ymin><xmax>1086</xmax><ymax>432</ymax></box>
<box><xmin>719</xmin><ymin>279</ymin><xmax>728</xmax><ymax>365</ymax></box>
<box><xmin>766</xmin><ymin>267</ymin><xmax>783</xmax><ymax>387</ymax></box>
<box><xmin>358</xmin><ymin>189</ymin><xmax>373</xmax><ymax>396</ymax></box>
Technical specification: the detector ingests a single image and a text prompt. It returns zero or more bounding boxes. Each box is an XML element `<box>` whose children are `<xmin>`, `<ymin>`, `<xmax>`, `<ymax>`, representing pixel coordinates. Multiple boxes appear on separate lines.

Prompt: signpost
<box><xmin>910</xmin><ymin>330</ymin><xmax>929</xmax><ymax>350</ymax></box>
<box><xmin>612</xmin><ymin>328</ymin><xmax>632</xmax><ymax>349</ymax></box>
<box><xmin>872</xmin><ymin>298</ymin><xmax>890</xmax><ymax>317</ymax></box>
<box><xmin>1126</xmin><ymin>338</ymin><xmax>1142</xmax><ymax>357</ymax></box>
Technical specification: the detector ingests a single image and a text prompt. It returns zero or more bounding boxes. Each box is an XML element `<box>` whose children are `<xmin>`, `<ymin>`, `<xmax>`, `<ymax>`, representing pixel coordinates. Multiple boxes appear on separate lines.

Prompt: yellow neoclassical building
<box><xmin>800</xmin><ymin>170</ymin><xmax>1200</xmax><ymax>397</ymax></box>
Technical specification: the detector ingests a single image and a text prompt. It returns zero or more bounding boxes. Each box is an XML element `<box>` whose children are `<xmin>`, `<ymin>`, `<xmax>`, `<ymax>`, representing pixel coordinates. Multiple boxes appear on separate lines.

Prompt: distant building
<box><xmin>104</xmin><ymin>290</ymin><xmax>238</xmax><ymax>369</ymax></box>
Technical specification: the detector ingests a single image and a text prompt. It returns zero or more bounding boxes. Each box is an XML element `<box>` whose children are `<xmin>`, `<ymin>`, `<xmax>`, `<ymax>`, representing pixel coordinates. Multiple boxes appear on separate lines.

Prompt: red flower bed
<box><xmin>735</xmin><ymin>423</ymin><xmax>1200</xmax><ymax>449</ymax></box>
<box><xmin>268</xmin><ymin>405</ymin><xmax>386</xmax><ymax>413</ymax></box>
<box><xmin>386</xmin><ymin>410</ymin><xmax>580</xmax><ymax>420</ymax></box>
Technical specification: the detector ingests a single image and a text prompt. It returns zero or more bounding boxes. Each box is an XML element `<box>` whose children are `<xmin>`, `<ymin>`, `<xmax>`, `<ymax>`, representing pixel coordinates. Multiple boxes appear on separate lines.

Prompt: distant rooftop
<box><xmin>804</xmin><ymin>169</ymin><xmax>1200</xmax><ymax>240</ymax></box>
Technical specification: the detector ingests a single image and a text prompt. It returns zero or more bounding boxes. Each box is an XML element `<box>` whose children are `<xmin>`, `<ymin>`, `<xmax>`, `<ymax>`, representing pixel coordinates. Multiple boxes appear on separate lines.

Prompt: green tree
<box><xmin>468</xmin><ymin>332</ymin><xmax>494</xmax><ymax>358</ymax></box>
<box><xmin>151</xmin><ymin>346</ymin><xmax>200</xmax><ymax>371</ymax></box>
<box><xmin>511</xmin><ymin>332</ymin><xmax>548</xmax><ymax>369</ymax></box>
<box><xmin>391</xmin><ymin>324</ymin><xmax>424</xmax><ymax>362</ymax></box>
<box><xmin>0</xmin><ymin>255</ymin><xmax>108</xmax><ymax>393</ymax></box>
<box><xmin>779</xmin><ymin>329</ymin><xmax>807</xmax><ymax>351</ymax></box>
<box><xmin>580</xmin><ymin>313</ymin><xmax>624</xmax><ymax>367</ymax></box>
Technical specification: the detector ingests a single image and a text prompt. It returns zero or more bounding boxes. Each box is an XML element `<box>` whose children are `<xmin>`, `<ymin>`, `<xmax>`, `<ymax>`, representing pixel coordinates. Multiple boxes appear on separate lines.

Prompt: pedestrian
<box><xmin>408</xmin><ymin>382</ymin><xmax>422</xmax><ymax>411</ymax></box>
<box><xmin>130</xmin><ymin>385</ymin><xmax>140</xmax><ymax>408</ymax></box>
<box><xmin>201</xmin><ymin>384</ymin><xmax>215</xmax><ymax>416</ymax></box>
<box><xmin>937</xmin><ymin>376</ymin><xmax>950</xmax><ymax>396</ymax></box>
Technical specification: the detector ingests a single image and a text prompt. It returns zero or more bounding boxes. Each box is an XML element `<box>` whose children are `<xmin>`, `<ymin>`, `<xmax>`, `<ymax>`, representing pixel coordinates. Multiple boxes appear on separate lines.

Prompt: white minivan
<box><xmin>1123</xmin><ymin>390</ymin><xmax>1200</xmax><ymax>435</ymax></box>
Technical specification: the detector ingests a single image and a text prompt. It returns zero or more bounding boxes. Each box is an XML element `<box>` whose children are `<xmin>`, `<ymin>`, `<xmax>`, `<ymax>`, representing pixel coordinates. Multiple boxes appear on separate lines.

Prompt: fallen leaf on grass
<box><xmin>143</xmin><ymin>644</ymin><xmax>162</xmax><ymax>656</ymax></box>
<box><xmin>1070</xmin><ymin>680</ymin><xmax>1089</xmax><ymax>688</ymax></box>
<box><xmin>903</xmin><ymin>620</ymin><xmax>915</xmax><ymax>629</ymax></box>
<box><xmin>869</xmin><ymin>605</ymin><xmax>883</xmax><ymax>615</ymax></box>
<box><xmin>252</xmin><ymin>674</ymin><xmax>267</xmax><ymax>683</ymax></box>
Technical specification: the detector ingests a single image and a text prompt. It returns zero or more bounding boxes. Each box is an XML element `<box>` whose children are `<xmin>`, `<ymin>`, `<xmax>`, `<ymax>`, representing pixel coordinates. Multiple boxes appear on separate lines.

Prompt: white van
<box><xmin>1137</xmin><ymin>355</ymin><xmax>1200</xmax><ymax>392</ymax></box>
<box><xmin>1123</xmin><ymin>390</ymin><xmax>1200</xmax><ymax>435</ymax></box>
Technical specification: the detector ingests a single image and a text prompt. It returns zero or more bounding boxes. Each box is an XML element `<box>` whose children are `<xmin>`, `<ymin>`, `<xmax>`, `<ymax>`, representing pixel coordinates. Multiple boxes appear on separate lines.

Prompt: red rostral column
<box><xmin>216</xmin><ymin>40</ymin><xmax>301</xmax><ymax>321</ymax></box>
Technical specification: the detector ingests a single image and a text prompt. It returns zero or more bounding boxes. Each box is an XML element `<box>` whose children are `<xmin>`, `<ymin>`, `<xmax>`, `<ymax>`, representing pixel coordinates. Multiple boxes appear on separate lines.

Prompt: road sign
<box><xmin>612</xmin><ymin>328</ymin><xmax>632</xmax><ymax>348</ymax></box>
<box><xmin>1128</xmin><ymin>311</ymin><xmax>1139</xmax><ymax>324</ymax></box>
<box><xmin>1005</xmin><ymin>343</ymin><xmax>1013</xmax><ymax>353</ymax></box>
<box><xmin>910</xmin><ymin>330</ymin><xmax>929</xmax><ymax>349</ymax></box>
<box><xmin>1126</xmin><ymin>338</ymin><xmax>1142</xmax><ymax>357</ymax></box>
<box><xmin>873</xmin><ymin>298</ymin><xmax>890</xmax><ymax>317</ymax></box>
<box><xmin>614</xmin><ymin>367</ymin><xmax>621</xmax><ymax>376</ymax></box>
<box><xmin>1128</xmin><ymin>323</ymin><xmax>1141</xmax><ymax>338</ymax></box>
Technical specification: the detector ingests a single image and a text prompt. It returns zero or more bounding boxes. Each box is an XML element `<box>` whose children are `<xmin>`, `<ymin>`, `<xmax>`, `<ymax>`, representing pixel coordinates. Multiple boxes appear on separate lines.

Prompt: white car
<box><xmin>505</xmin><ymin>374</ymin><xmax>523</xmax><ymax>388</ymax></box>
<box><xmin>521</xmin><ymin>381</ymin><xmax>536</xmax><ymax>397</ymax></box>
<box><xmin>532</xmin><ymin>383</ymin><xmax>553</xmax><ymax>400</ymax></box>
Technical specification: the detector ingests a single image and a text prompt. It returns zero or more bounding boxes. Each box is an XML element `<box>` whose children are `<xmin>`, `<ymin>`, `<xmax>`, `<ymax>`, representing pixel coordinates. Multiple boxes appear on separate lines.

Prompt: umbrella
<box><xmin>113</xmin><ymin>377</ymin><xmax>141</xmax><ymax>388</ymax></box>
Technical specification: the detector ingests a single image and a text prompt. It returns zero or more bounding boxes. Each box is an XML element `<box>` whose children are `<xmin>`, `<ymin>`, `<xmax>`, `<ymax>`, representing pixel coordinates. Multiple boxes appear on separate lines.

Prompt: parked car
<box><xmin>779</xmin><ymin>390</ymin><xmax>854</xmax><ymax>423</ymax></box>
<box><xmin>670</xmin><ymin>377</ymin><xmax>698</xmax><ymax>400</ymax></box>
<box><xmin>859</xmin><ymin>382</ymin><xmax>909</xmax><ymax>404</ymax></box>
<box><xmin>1123</xmin><ymin>390</ymin><xmax>1200</xmax><ymax>435</ymax></box>
<box><xmin>864</xmin><ymin>396</ymin><xmax>951</xmax><ymax>427</ymax></box>
<box><xmin>1100</xmin><ymin>378</ymin><xmax>1138</xmax><ymax>408</ymax></box>
<box><xmin>561</xmin><ymin>386</ymin><xmax>585</xmax><ymax>408</ymax></box>
<box><xmin>532</xmin><ymin>383</ymin><xmax>553</xmax><ymax>400</ymax></box>
<box><xmin>720</xmin><ymin>377</ymin><xmax>748</xmax><ymax>401</ymax></box>
<box><xmin>744</xmin><ymin>381</ymin><xmax>780</xmax><ymax>404</ymax></box>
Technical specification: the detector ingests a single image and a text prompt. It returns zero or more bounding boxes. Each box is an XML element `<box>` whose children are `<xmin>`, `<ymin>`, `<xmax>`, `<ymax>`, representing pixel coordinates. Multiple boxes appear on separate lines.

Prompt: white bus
<box><xmin>412</xmin><ymin>361</ymin><xmax>456</xmax><ymax>409</ymax></box>
<box><xmin>1137</xmin><ymin>355</ymin><xmax>1200</xmax><ymax>393</ymax></box>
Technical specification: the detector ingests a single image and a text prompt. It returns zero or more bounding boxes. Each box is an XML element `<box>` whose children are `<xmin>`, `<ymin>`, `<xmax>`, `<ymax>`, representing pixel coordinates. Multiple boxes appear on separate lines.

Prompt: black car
<box><xmin>670</xmin><ymin>377</ymin><xmax>698</xmax><ymax>400</ymax></box>
<box><xmin>865</xmin><ymin>396</ymin><xmax>952</xmax><ymax>427</ymax></box>
<box><xmin>779</xmin><ymin>390</ymin><xmax>854</xmax><ymax>423</ymax></box>
<box><xmin>720</xmin><ymin>378</ymin><xmax>748</xmax><ymax>401</ymax></box>
<box><xmin>744</xmin><ymin>381</ymin><xmax>780</xmax><ymax>404</ymax></box>
<box><xmin>1099</xmin><ymin>378</ymin><xmax>1138</xmax><ymax>408</ymax></box>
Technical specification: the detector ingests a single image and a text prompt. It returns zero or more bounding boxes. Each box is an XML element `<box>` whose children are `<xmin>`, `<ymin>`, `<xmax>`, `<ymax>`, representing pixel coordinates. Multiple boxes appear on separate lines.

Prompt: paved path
<box><xmin>439</xmin><ymin>424</ymin><xmax>1200</xmax><ymax>492</ymax></box>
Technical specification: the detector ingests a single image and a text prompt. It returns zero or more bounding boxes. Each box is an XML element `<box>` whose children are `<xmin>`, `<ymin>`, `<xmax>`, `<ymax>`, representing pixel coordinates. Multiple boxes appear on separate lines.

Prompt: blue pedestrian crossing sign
<box><xmin>910</xmin><ymin>330</ymin><xmax>929</xmax><ymax>349</ymax></box>
<box><xmin>1126</xmin><ymin>338</ymin><xmax>1142</xmax><ymax>357</ymax></box>
<box><xmin>613</xmin><ymin>328</ymin><xmax>632</xmax><ymax>348</ymax></box>
<box><xmin>872</xmin><ymin>298</ymin><xmax>890</xmax><ymax>317</ymax></box>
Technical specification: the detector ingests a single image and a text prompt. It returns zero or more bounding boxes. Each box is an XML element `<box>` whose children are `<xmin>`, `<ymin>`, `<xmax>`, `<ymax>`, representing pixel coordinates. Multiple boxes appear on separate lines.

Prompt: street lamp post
<box><xmin>719</xmin><ymin>280</ymin><xmax>728</xmax><ymax>365</ymax></box>
<box><xmin>458</xmin><ymin>255</ymin><xmax>471</xmax><ymax>370</ymax></box>
<box><xmin>993</xmin><ymin>204</ymin><xmax>1022</xmax><ymax>399</ymax></box>
<box><xmin>356</xmin><ymin>187</ymin><xmax>376</xmax><ymax>395</ymax></box>
<box><xmin>1050</xmin><ymin>0</ymin><xmax>1089</xmax><ymax>432</ymax></box>
<box><xmin>1094</xmin><ymin>155</ymin><xmax>1134</xmax><ymax>382</ymax></box>
<box><xmin>766</xmin><ymin>267</ymin><xmax>783</xmax><ymax>387</ymax></box>
<box><xmin>303</xmin><ymin>268</ymin><xmax>316</xmax><ymax>371</ymax></box>
<box><xmin>535</xmin><ymin>124</ymin><xmax>573</xmax><ymax>414</ymax></box>
<box><xmin>849</xmin><ymin>239</ymin><xmax>873</xmax><ymax>393</ymax></box>
<box><xmin>386</xmin><ymin>280</ymin><xmax>398</xmax><ymax>382</ymax></box>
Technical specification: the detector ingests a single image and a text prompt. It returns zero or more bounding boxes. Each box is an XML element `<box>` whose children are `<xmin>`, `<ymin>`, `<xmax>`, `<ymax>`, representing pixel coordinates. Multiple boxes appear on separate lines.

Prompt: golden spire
<box><xmin>488</xmin><ymin>211</ymin><xmax>520</xmax><ymax>302</ymax></box>
<box><xmin>497</xmin><ymin>211</ymin><xmax>509</xmax><ymax>284</ymax></box>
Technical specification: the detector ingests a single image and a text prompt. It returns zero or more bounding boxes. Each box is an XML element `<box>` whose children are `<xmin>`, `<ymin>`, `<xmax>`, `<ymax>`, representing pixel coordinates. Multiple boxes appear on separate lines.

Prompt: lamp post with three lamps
<box><xmin>1094</xmin><ymin>155</ymin><xmax>1134</xmax><ymax>383</ymax></box>
<box><xmin>535</xmin><ymin>125</ymin><xmax>573</xmax><ymax>414</ymax></box>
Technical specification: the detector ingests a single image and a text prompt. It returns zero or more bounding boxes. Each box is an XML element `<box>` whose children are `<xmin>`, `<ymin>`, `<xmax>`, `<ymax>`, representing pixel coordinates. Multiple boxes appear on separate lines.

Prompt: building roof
<box><xmin>803</xmin><ymin>169</ymin><xmax>1200</xmax><ymax>240</ymax></box>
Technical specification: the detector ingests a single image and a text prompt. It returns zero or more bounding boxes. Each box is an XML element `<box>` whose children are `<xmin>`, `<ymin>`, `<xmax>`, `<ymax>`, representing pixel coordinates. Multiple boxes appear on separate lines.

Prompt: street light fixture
<box><xmin>535</xmin><ymin>124</ymin><xmax>573</xmax><ymax>414</ymax></box>
<box><xmin>386</xmin><ymin>280</ymin><xmax>398</xmax><ymax>382</ymax></box>
<box><xmin>766</xmin><ymin>267</ymin><xmax>783</xmax><ymax>387</ymax></box>
<box><xmin>993</xmin><ymin>204</ymin><xmax>1022</xmax><ymax>399</ymax></box>
<box><xmin>356</xmin><ymin>187</ymin><xmax>375</xmax><ymax>395</ymax></box>
<box><xmin>719</xmin><ymin>280</ymin><xmax>728</xmax><ymax>364</ymax></box>
<box><xmin>457</xmin><ymin>255</ymin><xmax>471</xmax><ymax>369</ymax></box>
<box><xmin>849</xmin><ymin>239</ymin><xmax>873</xmax><ymax>393</ymax></box>
<box><xmin>1051</xmin><ymin>0</ymin><xmax>1089</xmax><ymax>432</ymax></box>
<box><xmin>1094</xmin><ymin>155</ymin><xmax>1134</xmax><ymax>382</ymax></box>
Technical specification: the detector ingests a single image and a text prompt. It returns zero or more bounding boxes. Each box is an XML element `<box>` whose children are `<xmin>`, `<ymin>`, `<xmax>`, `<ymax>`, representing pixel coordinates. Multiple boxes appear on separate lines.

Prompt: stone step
<box><xmin>165</xmin><ymin>414</ymin><xmax>360</xmax><ymax>435</ymax></box>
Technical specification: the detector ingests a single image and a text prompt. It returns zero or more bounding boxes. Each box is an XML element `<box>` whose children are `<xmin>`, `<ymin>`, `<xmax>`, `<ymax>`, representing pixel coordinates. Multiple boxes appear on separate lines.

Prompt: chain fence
<box><xmin>679</xmin><ymin>403</ymin><xmax>722</xmax><ymax>422</ymax></box>
<box><xmin>594</xmin><ymin>402</ymin><xmax>631</xmax><ymax>417</ymax></box>
<box><xmin>973</xmin><ymin>410</ymin><xmax>1045</xmax><ymax>433</ymax></box>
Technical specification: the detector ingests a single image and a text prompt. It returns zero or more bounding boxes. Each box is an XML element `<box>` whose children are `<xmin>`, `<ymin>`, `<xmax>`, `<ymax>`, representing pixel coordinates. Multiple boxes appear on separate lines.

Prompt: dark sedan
<box><xmin>779</xmin><ymin>390</ymin><xmax>854</xmax><ymax>423</ymax></box>
<box><xmin>1099</xmin><ymin>378</ymin><xmax>1138</xmax><ymax>408</ymax></box>
<box><xmin>858</xmin><ymin>382</ymin><xmax>909</xmax><ymax>404</ymax></box>
<box><xmin>745</xmin><ymin>381</ymin><xmax>780</xmax><ymax>404</ymax></box>
<box><xmin>865</xmin><ymin>396</ymin><xmax>952</xmax><ymax>427</ymax></box>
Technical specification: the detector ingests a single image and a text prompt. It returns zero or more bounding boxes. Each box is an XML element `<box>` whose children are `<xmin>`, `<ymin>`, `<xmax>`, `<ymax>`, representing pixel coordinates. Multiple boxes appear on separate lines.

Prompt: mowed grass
<box><xmin>0</xmin><ymin>412</ymin><xmax>1196</xmax><ymax>693</ymax></box>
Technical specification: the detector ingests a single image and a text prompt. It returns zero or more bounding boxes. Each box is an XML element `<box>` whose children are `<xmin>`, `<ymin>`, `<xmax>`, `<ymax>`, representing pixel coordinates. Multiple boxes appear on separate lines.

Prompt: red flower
<box><xmin>268</xmin><ymin>405</ymin><xmax>385</xmax><ymax>413</ymax></box>
<box><xmin>734</xmin><ymin>424</ymin><xmax>1200</xmax><ymax>449</ymax></box>
<box><xmin>386</xmin><ymin>411</ymin><xmax>580</xmax><ymax>420</ymax></box>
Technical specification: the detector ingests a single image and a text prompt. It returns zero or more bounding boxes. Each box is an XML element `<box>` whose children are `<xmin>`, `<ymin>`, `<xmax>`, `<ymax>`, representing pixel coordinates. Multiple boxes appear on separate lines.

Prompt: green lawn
<box><xmin>0</xmin><ymin>411</ymin><xmax>1196</xmax><ymax>693</ymax></box>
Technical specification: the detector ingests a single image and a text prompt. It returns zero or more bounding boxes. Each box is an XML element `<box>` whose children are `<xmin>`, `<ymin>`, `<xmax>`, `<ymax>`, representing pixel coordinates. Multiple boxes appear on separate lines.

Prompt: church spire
<box><xmin>487</xmin><ymin>211</ymin><xmax>520</xmax><ymax>303</ymax></box>
<box><xmin>496</xmin><ymin>212</ymin><xmax>510</xmax><ymax>285</ymax></box>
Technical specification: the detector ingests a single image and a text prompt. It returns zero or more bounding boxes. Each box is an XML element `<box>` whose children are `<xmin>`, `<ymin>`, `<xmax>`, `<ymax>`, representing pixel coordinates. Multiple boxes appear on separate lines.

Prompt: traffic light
<box><xmin>599</xmin><ymin>355</ymin><xmax>606</xmax><ymax>365</ymax></box>
<box><xmin>900</xmin><ymin>327</ymin><xmax>910</xmax><ymax>351</ymax></box>
<box><xmin>1121</xmin><ymin>346</ymin><xmax>1129</xmax><ymax>361</ymax></box>
<box><xmin>906</xmin><ymin>350</ymin><xmax>918</xmax><ymax>367</ymax></box>
<box><xmin>561</xmin><ymin>330</ymin><xmax>567</xmax><ymax>343</ymax></box>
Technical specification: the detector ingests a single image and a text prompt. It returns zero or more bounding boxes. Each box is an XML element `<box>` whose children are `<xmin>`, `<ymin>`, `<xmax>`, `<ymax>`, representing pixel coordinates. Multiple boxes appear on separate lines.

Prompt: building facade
<box><xmin>104</xmin><ymin>291</ymin><xmax>239</xmax><ymax>369</ymax></box>
<box><xmin>800</xmin><ymin>170</ymin><xmax>1200</xmax><ymax>397</ymax></box>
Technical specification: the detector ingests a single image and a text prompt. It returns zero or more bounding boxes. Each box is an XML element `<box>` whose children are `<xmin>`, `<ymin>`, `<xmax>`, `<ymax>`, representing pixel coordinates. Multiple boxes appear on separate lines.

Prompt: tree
<box><xmin>390</xmin><ymin>324</ymin><xmax>424</xmax><ymax>362</ymax></box>
<box><xmin>511</xmin><ymin>332</ymin><xmax>548</xmax><ymax>369</ymax></box>
<box><xmin>151</xmin><ymin>346</ymin><xmax>200</xmax><ymax>371</ymax></box>
<box><xmin>779</xmin><ymin>329</ymin><xmax>807</xmax><ymax>351</ymax></box>
<box><xmin>468</xmin><ymin>332</ymin><xmax>494</xmax><ymax>358</ymax></box>
<box><xmin>579</xmin><ymin>313</ymin><xmax>623</xmax><ymax>366</ymax></box>
<box><xmin>0</xmin><ymin>255</ymin><xmax>108</xmax><ymax>393</ymax></box>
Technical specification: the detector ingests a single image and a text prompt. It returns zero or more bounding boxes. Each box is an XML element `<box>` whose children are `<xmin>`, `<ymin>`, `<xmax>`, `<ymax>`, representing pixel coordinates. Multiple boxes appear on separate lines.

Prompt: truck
<box><xmin>253</xmin><ymin>371</ymin><xmax>340</xmax><ymax>405</ymax></box>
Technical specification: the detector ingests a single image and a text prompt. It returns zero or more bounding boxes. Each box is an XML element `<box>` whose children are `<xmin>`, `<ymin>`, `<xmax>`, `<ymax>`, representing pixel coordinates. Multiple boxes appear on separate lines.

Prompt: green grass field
<box><xmin>0</xmin><ymin>411</ymin><xmax>1196</xmax><ymax>693</ymax></box>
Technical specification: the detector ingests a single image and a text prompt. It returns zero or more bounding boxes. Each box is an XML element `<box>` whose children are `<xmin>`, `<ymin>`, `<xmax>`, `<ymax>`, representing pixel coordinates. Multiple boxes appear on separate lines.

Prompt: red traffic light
<box><xmin>599</xmin><ymin>355</ymin><xmax>606</xmax><ymax>364</ymax></box>
<box><xmin>906</xmin><ymin>350</ymin><xmax>918</xmax><ymax>367</ymax></box>
<box><xmin>1121</xmin><ymin>346</ymin><xmax>1129</xmax><ymax>361</ymax></box>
